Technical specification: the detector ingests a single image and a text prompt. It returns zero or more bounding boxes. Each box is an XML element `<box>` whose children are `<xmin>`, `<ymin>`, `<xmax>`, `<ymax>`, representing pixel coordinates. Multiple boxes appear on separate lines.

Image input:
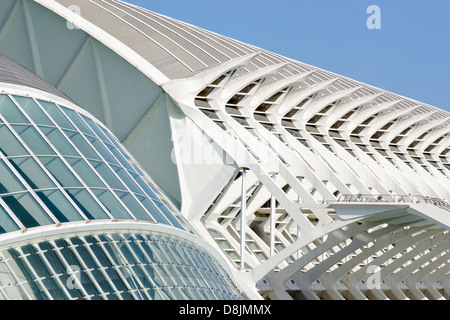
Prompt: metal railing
<box><xmin>336</xmin><ymin>194</ymin><xmax>450</xmax><ymax>212</ymax></box>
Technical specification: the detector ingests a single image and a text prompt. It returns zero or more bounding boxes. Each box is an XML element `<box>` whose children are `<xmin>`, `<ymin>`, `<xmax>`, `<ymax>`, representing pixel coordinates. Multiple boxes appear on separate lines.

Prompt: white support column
<box><xmin>240</xmin><ymin>167</ymin><xmax>249</xmax><ymax>271</ymax></box>
<box><xmin>269</xmin><ymin>172</ymin><xmax>278</xmax><ymax>258</ymax></box>
<box><xmin>270</xmin><ymin>194</ymin><xmax>276</xmax><ymax>257</ymax></box>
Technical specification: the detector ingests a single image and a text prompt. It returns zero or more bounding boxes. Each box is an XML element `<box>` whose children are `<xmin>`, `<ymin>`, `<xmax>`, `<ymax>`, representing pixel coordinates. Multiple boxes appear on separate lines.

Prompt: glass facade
<box><xmin>0</xmin><ymin>92</ymin><xmax>243</xmax><ymax>300</ymax></box>
<box><xmin>0</xmin><ymin>94</ymin><xmax>187</xmax><ymax>233</ymax></box>
<box><xmin>0</xmin><ymin>230</ymin><xmax>243</xmax><ymax>300</ymax></box>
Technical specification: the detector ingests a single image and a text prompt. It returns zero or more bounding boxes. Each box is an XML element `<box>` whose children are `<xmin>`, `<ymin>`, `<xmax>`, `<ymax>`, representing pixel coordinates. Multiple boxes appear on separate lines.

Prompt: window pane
<box><xmin>89</xmin><ymin>160</ymin><xmax>125</xmax><ymax>190</ymax></box>
<box><xmin>10</xmin><ymin>157</ymin><xmax>55</xmax><ymax>189</ymax></box>
<box><xmin>85</xmin><ymin>136</ymin><xmax>118</xmax><ymax>165</ymax></box>
<box><xmin>0</xmin><ymin>125</ymin><xmax>29</xmax><ymax>156</ymax></box>
<box><xmin>107</xmin><ymin>145</ymin><xmax>133</xmax><ymax>171</ymax></box>
<box><xmin>135</xmin><ymin>195</ymin><xmax>170</xmax><ymax>225</ymax></box>
<box><xmin>40</xmin><ymin>126</ymin><xmax>79</xmax><ymax>156</ymax></box>
<box><xmin>112</xmin><ymin>166</ymin><xmax>141</xmax><ymax>194</ymax></box>
<box><xmin>38</xmin><ymin>157</ymin><xmax>82</xmax><ymax>188</ymax></box>
<box><xmin>12</xmin><ymin>125</ymin><xmax>56</xmax><ymax>155</ymax></box>
<box><xmin>92</xmin><ymin>189</ymin><xmax>132</xmax><ymax>220</ymax></box>
<box><xmin>0</xmin><ymin>94</ymin><xmax>28</xmax><ymax>123</ymax></box>
<box><xmin>65</xmin><ymin>157</ymin><xmax>105</xmax><ymax>188</ymax></box>
<box><xmin>36</xmin><ymin>190</ymin><xmax>84</xmax><ymax>223</ymax></box>
<box><xmin>2</xmin><ymin>193</ymin><xmax>53</xmax><ymax>228</ymax></box>
<box><xmin>81</xmin><ymin>115</ymin><xmax>109</xmax><ymax>142</ymax></box>
<box><xmin>0</xmin><ymin>204</ymin><xmax>20</xmax><ymax>233</ymax></box>
<box><xmin>60</xmin><ymin>107</ymin><xmax>94</xmax><ymax>135</ymax></box>
<box><xmin>65</xmin><ymin>189</ymin><xmax>109</xmax><ymax>220</ymax></box>
<box><xmin>154</xmin><ymin>200</ymin><xmax>183</xmax><ymax>229</ymax></box>
<box><xmin>130</xmin><ymin>172</ymin><xmax>159</xmax><ymax>200</ymax></box>
<box><xmin>63</xmin><ymin>130</ymin><xmax>101</xmax><ymax>160</ymax></box>
<box><xmin>0</xmin><ymin>159</ymin><xmax>25</xmax><ymax>195</ymax></box>
<box><xmin>37</xmin><ymin>100</ymin><xmax>75</xmax><ymax>130</ymax></box>
<box><xmin>114</xmin><ymin>191</ymin><xmax>153</xmax><ymax>222</ymax></box>
<box><xmin>12</xmin><ymin>96</ymin><xmax>53</xmax><ymax>126</ymax></box>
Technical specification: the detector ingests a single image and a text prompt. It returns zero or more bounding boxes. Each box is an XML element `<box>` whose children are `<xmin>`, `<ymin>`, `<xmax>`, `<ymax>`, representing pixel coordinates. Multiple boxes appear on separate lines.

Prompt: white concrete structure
<box><xmin>0</xmin><ymin>0</ymin><xmax>448</xmax><ymax>300</ymax></box>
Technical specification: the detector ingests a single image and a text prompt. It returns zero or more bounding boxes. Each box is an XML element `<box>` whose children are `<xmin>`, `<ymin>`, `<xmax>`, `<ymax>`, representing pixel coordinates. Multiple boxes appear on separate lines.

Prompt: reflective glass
<box><xmin>130</xmin><ymin>172</ymin><xmax>159</xmax><ymax>199</ymax></box>
<box><xmin>12</xmin><ymin>125</ymin><xmax>56</xmax><ymax>155</ymax></box>
<box><xmin>40</xmin><ymin>126</ymin><xmax>79</xmax><ymax>156</ymax></box>
<box><xmin>85</xmin><ymin>136</ymin><xmax>118</xmax><ymax>165</ymax></box>
<box><xmin>37</xmin><ymin>100</ymin><xmax>75</xmax><ymax>130</ymax></box>
<box><xmin>0</xmin><ymin>95</ymin><xmax>28</xmax><ymax>123</ymax></box>
<box><xmin>12</xmin><ymin>96</ymin><xmax>53</xmax><ymax>126</ymax></box>
<box><xmin>0</xmin><ymin>159</ymin><xmax>24</xmax><ymax>195</ymax></box>
<box><xmin>63</xmin><ymin>130</ymin><xmax>101</xmax><ymax>160</ymax></box>
<box><xmin>0</xmin><ymin>95</ymin><xmax>187</xmax><ymax>231</ymax></box>
<box><xmin>65</xmin><ymin>157</ymin><xmax>105</xmax><ymax>188</ymax></box>
<box><xmin>114</xmin><ymin>191</ymin><xmax>153</xmax><ymax>221</ymax></box>
<box><xmin>65</xmin><ymin>188</ymin><xmax>109</xmax><ymax>220</ymax></box>
<box><xmin>111</xmin><ymin>166</ymin><xmax>142</xmax><ymax>194</ymax></box>
<box><xmin>2</xmin><ymin>193</ymin><xmax>53</xmax><ymax>228</ymax></box>
<box><xmin>0</xmin><ymin>125</ymin><xmax>29</xmax><ymax>156</ymax></box>
<box><xmin>36</xmin><ymin>190</ymin><xmax>83</xmax><ymax>223</ymax></box>
<box><xmin>92</xmin><ymin>189</ymin><xmax>132</xmax><ymax>220</ymax></box>
<box><xmin>106</xmin><ymin>145</ymin><xmax>133</xmax><ymax>172</ymax></box>
<box><xmin>89</xmin><ymin>160</ymin><xmax>125</xmax><ymax>190</ymax></box>
<box><xmin>10</xmin><ymin>157</ymin><xmax>55</xmax><ymax>189</ymax></box>
<box><xmin>0</xmin><ymin>204</ymin><xmax>19</xmax><ymax>234</ymax></box>
<box><xmin>38</xmin><ymin>157</ymin><xmax>82</xmax><ymax>188</ymax></box>
<box><xmin>135</xmin><ymin>195</ymin><xmax>170</xmax><ymax>225</ymax></box>
<box><xmin>81</xmin><ymin>115</ymin><xmax>109</xmax><ymax>142</ymax></box>
<box><xmin>154</xmin><ymin>200</ymin><xmax>183</xmax><ymax>229</ymax></box>
<box><xmin>60</xmin><ymin>106</ymin><xmax>94</xmax><ymax>135</ymax></box>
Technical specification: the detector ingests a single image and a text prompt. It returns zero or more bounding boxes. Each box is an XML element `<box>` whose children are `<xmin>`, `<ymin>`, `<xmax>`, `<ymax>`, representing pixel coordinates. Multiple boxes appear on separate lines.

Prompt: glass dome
<box><xmin>0</xmin><ymin>93</ymin><xmax>187</xmax><ymax>233</ymax></box>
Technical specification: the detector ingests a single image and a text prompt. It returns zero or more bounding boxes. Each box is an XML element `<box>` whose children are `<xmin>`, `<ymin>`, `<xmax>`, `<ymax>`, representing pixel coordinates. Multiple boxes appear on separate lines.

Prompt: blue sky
<box><xmin>128</xmin><ymin>0</ymin><xmax>450</xmax><ymax>112</ymax></box>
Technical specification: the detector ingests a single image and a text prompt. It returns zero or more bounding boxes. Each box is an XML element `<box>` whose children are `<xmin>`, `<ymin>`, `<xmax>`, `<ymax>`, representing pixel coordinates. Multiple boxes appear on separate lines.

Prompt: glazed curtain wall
<box><xmin>0</xmin><ymin>230</ymin><xmax>242</xmax><ymax>300</ymax></box>
<box><xmin>0</xmin><ymin>93</ymin><xmax>186</xmax><ymax>232</ymax></box>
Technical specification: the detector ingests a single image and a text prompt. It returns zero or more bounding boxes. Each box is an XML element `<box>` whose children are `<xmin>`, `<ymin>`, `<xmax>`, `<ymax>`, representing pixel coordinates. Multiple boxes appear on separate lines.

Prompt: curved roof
<box><xmin>0</xmin><ymin>53</ymin><xmax>69</xmax><ymax>100</ymax></box>
<box><xmin>47</xmin><ymin>0</ymin><xmax>449</xmax><ymax>118</ymax></box>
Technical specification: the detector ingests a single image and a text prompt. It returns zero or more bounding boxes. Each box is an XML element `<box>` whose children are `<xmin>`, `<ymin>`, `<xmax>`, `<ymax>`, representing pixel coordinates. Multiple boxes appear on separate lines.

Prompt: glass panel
<box><xmin>65</xmin><ymin>188</ymin><xmax>109</xmax><ymax>220</ymax></box>
<box><xmin>2</xmin><ymin>193</ymin><xmax>53</xmax><ymax>228</ymax></box>
<box><xmin>135</xmin><ymin>196</ymin><xmax>170</xmax><ymax>225</ymax></box>
<box><xmin>89</xmin><ymin>160</ymin><xmax>125</xmax><ymax>190</ymax></box>
<box><xmin>39</xmin><ymin>126</ymin><xmax>79</xmax><ymax>156</ymax></box>
<box><xmin>59</xmin><ymin>106</ymin><xmax>94</xmax><ymax>135</ymax></box>
<box><xmin>0</xmin><ymin>125</ymin><xmax>29</xmax><ymax>156</ymax></box>
<box><xmin>129</xmin><ymin>172</ymin><xmax>159</xmax><ymax>200</ymax></box>
<box><xmin>12</xmin><ymin>125</ymin><xmax>56</xmax><ymax>155</ymax></box>
<box><xmin>12</xmin><ymin>96</ymin><xmax>53</xmax><ymax>126</ymax></box>
<box><xmin>107</xmin><ymin>145</ymin><xmax>133</xmax><ymax>171</ymax></box>
<box><xmin>84</xmin><ymin>236</ymin><xmax>111</xmax><ymax>268</ymax></box>
<box><xmin>85</xmin><ymin>136</ymin><xmax>118</xmax><ymax>165</ymax></box>
<box><xmin>111</xmin><ymin>166</ymin><xmax>141</xmax><ymax>194</ymax></box>
<box><xmin>0</xmin><ymin>204</ymin><xmax>20</xmax><ymax>233</ymax></box>
<box><xmin>36</xmin><ymin>190</ymin><xmax>84</xmax><ymax>223</ymax></box>
<box><xmin>65</xmin><ymin>157</ymin><xmax>105</xmax><ymax>188</ymax></box>
<box><xmin>10</xmin><ymin>157</ymin><xmax>55</xmax><ymax>189</ymax></box>
<box><xmin>154</xmin><ymin>200</ymin><xmax>183</xmax><ymax>229</ymax></box>
<box><xmin>37</xmin><ymin>100</ymin><xmax>75</xmax><ymax>130</ymax></box>
<box><xmin>63</xmin><ymin>130</ymin><xmax>101</xmax><ymax>160</ymax></box>
<box><xmin>114</xmin><ymin>191</ymin><xmax>153</xmax><ymax>222</ymax></box>
<box><xmin>81</xmin><ymin>115</ymin><xmax>109</xmax><ymax>142</ymax></box>
<box><xmin>38</xmin><ymin>157</ymin><xmax>82</xmax><ymax>188</ymax></box>
<box><xmin>99</xmin><ymin>126</ymin><xmax>131</xmax><ymax>162</ymax></box>
<box><xmin>0</xmin><ymin>159</ymin><xmax>25</xmax><ymax>194</ymax></box>
<box><xmin>0</xmin><ymin>95</ymin><xmax>28</xmax><ymax>123</ymax></box>
<box><xmin>92</xmin><ymin>189</ymin><xmax>132</xmax><ymax>220</ymax></box>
